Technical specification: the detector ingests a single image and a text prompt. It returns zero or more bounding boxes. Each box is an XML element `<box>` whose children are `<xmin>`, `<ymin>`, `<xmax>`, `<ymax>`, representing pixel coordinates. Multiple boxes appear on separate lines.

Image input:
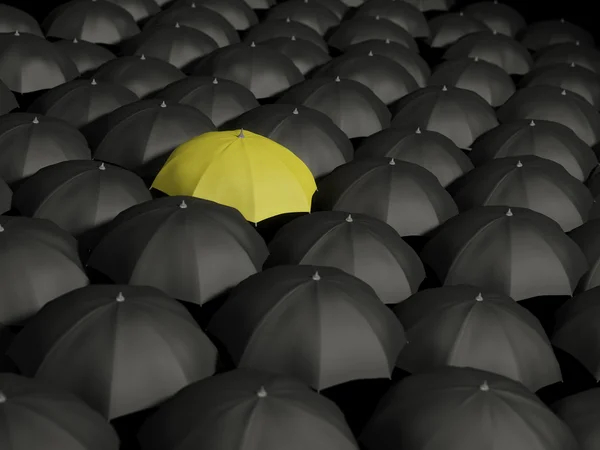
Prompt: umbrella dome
<box><xmin>354</xmin><ymin>0</ymin><xmax>430</xmax><ymax>38</ymax></box>
<box><xmin>427</xmin><ymin>12</ymin><xmax>490</xmax><ymax>49</ymax></box>
<box><xmin>266</xmin><ymin>0</ymin><xmax>340</xmax><ymax>36</ymax></box>
<box><xmin>462</xmin><ymin>1</ymin><xmax>526</xmax><ymax>37</ymax></box>
<box><xmin>244</xmin><ymin>19</ymin><xmax>328</xmax><ymax>52</ymax></box>
<box><xmin>259</xmin><ymin>37</ymin><xmax>332</xmax><ymax>76</ymax></box>
<box><xmin>170</xmin><ymin>0</ymin><xmax>259</xmax><ymax>31</ymax></box>
<box><xmin>568</xmin><ymin>220</ymin><xmax>600</xmax><ymax>291</ymax></box>
<box><xmin>53</xmin><ymin>38</ymin><xmax>116</xmax><ymax>75</ymax></box>
<box><xmin>553</xmin><ymin>388</ymin><xmax>600</xmax><ymax>450</ymax></box>
<box><xmin>0</xmin><ymin>5</ymin><xmax>43</xmax><ymax>36</ymax></box>
<box><xmin>534</xmin><ymin>42</ymin><xmax>600</xmax><ymax>74</ymax></box>
<box><xmin>328</xmin><ymin>17</ymin><xmax>418</xmax><ymax>52</ymax></box>
<box><xmin>520</xmin><ymin>19</ymin><xmax>594</xmax><ymax>51</ymax></box>
<box><xmin>104</xmin><ymin>0</ymin><xmax>161</xmax><ymax>22</ymax></box>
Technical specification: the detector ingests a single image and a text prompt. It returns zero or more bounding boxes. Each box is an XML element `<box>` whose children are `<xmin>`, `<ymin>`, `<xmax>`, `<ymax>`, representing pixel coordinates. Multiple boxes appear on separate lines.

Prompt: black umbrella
<box><xmin>266</xmin><ymin>0</ymin><xmax>340</xmax><ymax>36</ymax></box>
<box><xmin>444</xmin><ymin>31</ymin><xmax>533</xmax><ymax>75</ymax></box>
<box><xmin>391</xmin><ymin>85</ymin><xmax>499</xmax><ymax>149</ymax></box>
<box><xmin>259</xmin><ymin>37</ymin><xmax>332</xmax><ymax>76</ymax></box>
<box><xmin>420</xmin><ymin>206</ymin><xmax>588</xmax><ymax>300</ymax></box>
<box><xmin>84</xmin><ymin>99</ymin><xmax>215</xmax><ymax>179</ymax></box>
<box><xmin>244</xmin><ymin>19</ymin><xmax>328</xmax><ymax>53</ymax></box>
<box><xmin>314</xmin><ymin>53</ymin><xmax>419</xmax><ymax>105</ymax></box>
<box><xmin>43</xmin><ymin>0</ymin><xmax>141</xmax><ymax>45</ymax></box>
<box><xmin>0</xmin><ymin>178</ymin><xmax>11</xmax><ymax>215</ymax></box>
<box><xmin>278</xmin><ymin>77</ymin><xmax>391</xmax><ymax>138</ymax></box>
<box><xmin>553</xmin><ymin>388</ymin><xmax>600</xmax><ymax>450</ymax></box>
<box><xmin>0</xmin><ymin>216</ymin><xmax>89</xmax><ymax>326</ymax></box>
<box><xmin>154</xmin><ymin>76</ymin><xmax>258</xmax><ymax>127</ymax></box>
<box><xmin>171</xmin><ymin>0</ymin><xmax>259</xmax><ymax>31</ymax></box>
<box><xmin>402</xmin><ymin>0</ymin><xmax>453</xmax><ymax>12</ymax></box>
<box><xmin>470</xmin><ymin>119</ymin><xmax>597</xmax><ymax>182</ymax></box>
<box><xmin>53</xmin><ymin>38</ymin><xmax>116</xmax><ymax>75</ymax></box>
<box><xmin>462</xmin><ymin>1</ymin><xmax>525</xmax><ymax>38</ymax></box>
<box><xmin>428</xmin><ymin>57</ymin><xmax>515</xmax><ymax>107</ymax></box>
<box><xmin>520</xmin><ymin>19</ymin><xmax>594</xmax><ymax>52</ymax></box>
<box><xmin>0</xmin><ymin>113</ymin><xmax>91</xmax><ymax>185</ymax></box>
<box><xmin>144</xmin><ymin>5</ymin><xmax>240</xmax><ymax>47</ymax></box>
<box><xmin>568</xmin><ymin>220</ymin><xmax>600</xmax><ymax>292</ymax></box>
<box><xmin>311</xmin><ymin>0</ymin><xmax>348</xmax><ymax>20</ymax></box>
<box><xmin>265</xmin><ymin>211</ymin><xmax>426</xmax><ymax>304</ymax></box>
<box><xmin>355</xmin><ymin>128</ymin><xmax>473</xmax><ymax>187</ymax></box>
<box><xmin>121</xmin><ymin>24</ymin><xmax>219</xmax><ymax>71</ymax></box>
<box><xmin>193</xmin><ymin>42</ymin><xmax>303</xmax><ymax>99</ymax></box>
<box><xmin>0</xmin><ymin>32</ymin><xmax>79</xmax><ymax>93</ymax></box>
<box><xmin>328</xmin><ymin>17</ymin><xmax>419</xmax><ymax>52</ymax></box>
<box><xmin>344</xmin><ymin>39</ymin><xmax>431</xmax><ymax>87</ymax></box>
<box><xmin>497</xmin><ymin>85</ymin><xmax>600</xmax><ymax>147</ymax></box>
<box><xmin>588</xmin><ymin>166</ymin><xmax>600</xmax><ymax>197</ymax></box>
<box><xmin>104</xmin><ymin>0</ymin><xmax>161</xmax><ymax>22</ymax></box>
<box><xmin>226</xmin><ymin>104</ymin><xmax>352</xmax><ymax>179</ymax></box>
<box><xmin>28</xmin><ymin>79</ymin><xmax>139</xmax><ymax>129</ymax></box>
<box><xmin>0</xmin><ymin>4</ymin><xmax>43</xmax><ymax>36</ymax></box>
<box><xmin>354</xmin><ymin>0</ymin><xmax>430</xmax><ymax>38</ymax></box>
<box><xmin>93</xmin><ymin>55</ymin><xmax>186</xmax><ymax>98</ymax></box>
<box><xmin>87</xmin><ymin>196</ymin><xmax>269</xmax><ymax>306</ymax></box>
<box><xmin>427</xmin><ymin>12</ymin><xmax>489</xmax><ymax>48</ymax></box>
<box><xmin>242</xmin><ymin>0</ymin><xmax>276</xmax><ymax>11</ymax></box>
<box><xmin>534</xmin><ymin>42</ymin><xmax>600</xmax><ymax>74</ymax></box>
<box><xmin>0</xmin><ymin>80</ymin><xmax>18</xmax><ymax>115</ymax></box>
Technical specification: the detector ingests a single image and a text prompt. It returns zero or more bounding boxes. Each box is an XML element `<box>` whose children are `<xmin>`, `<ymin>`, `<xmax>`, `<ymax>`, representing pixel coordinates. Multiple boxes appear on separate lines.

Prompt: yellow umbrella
<box><xmin>152</xmin><ymin>129</ymin><xmax>317</xmax><ymax>223</ymax></box>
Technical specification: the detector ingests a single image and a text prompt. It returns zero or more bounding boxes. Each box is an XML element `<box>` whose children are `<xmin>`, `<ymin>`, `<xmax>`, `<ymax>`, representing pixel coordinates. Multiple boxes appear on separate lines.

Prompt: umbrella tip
<box><xmin>375</xmin><ymin>15</ymin><xmax>380</xmax><ymax>20</ymax></box>
<box><xmin>345</xmin><ymin>214</ymin><xmax>353</xmax><ymax>222</ymax></box>
<box><xmin>312</xmin><ymin>271</ymin><xmax>321</xmax><ymax>281</ymax></box>
<box><xmin>0</xmin><ymin>224</ymin><xmax>4</xmax><ymax>232</ymax></box>
<box><xmin>191</xmin><ymin>1</ymin><xmax>196</xmax><ymax>6</ymax></box>
<box><xmin>561</xmin><ymin>89</ymin><xmax>567</xmax><ymax>95</ymax></box>
<box><xmin>474</xmin><ymin>56</ymin><xmax>479</xmax><ymax>62</ymax></box>
<box><xmin>415</xmin><ymin>127</ymin><xmax>421</xmax><ymax>133</ymax></box>
<box><xmin>385</xmin><ymin>38</ymin><xmax>390</xmax><ymax>44</ymax></box>
<box><xmin>160</xmin><ymin>100</ymin><xmax>167</xmax><ymax>107</ymax></box>
<box><xmin>91</xmin><ymin>78</ymin><xmax>97</xmax><ymax>85</ymax></box>
<box><xmin>291</xmin><ymin>35</ymin><xmax>296</xmax><ymax>40</ymax></box>
<box><xmin>250</xmin><ymin>41</ymin><xmax>256</xmax><ymax>47</ymax></box>
<box><xmin>286</xmin><ymin>16</ymin><xmax>291</xmax><ymax>22</ymax></box>
<box><xmin>32</xmin><ymin>116</ymin><xmax>39</xmax><ymax>124</ymax></box>
<box><xmin>570</xmin><ymin>61</ymin><xmax>576</xmax><ymax>67</ymax></box>
<box><xmin>73</xmin><ymin>37</ymin><xmax>78</xmax><ymax>43</ymax></box>
<box><xmin>292</xmin><ymin>108</ymin><xmax>299</xmax><ymax>114</ymax></box>
<box><xmin>575</xmin><ymin>40</ymin><xmax>580</xmax><ymax>46</ymax></box>
<box><xmin>529</xmin><ymin>119</ymin><xmax>535</xmax><ymax>126</ymax></box>
<box><xmin>560</xmin><ymin>17</ymin><xmax>565</xmax><ymax>23</ymax></box>
<box><xmin>99</xmin><ymin>162</ymin><xmax>106</xmax><ymax>170</ymax></box>
<box><xmin>492</xmin><ymin>29</ymin><xmax>498</xmax><ymax>35</ymax></box>
<box><xmin>475</xmin><ymin>293</ymin><xmax>483</xmax><ymax>301</ymax></box>
<box><xmin>442</xmin><ymin>85</ymin><xmax>448</xmax><ymax>91</ymax></box>
<box><xmin>459</xmin><ymin>10</ymin><xmax>463</xmax><ymax>15</ymax></box>
<box><xmin>14</xmin><ymin>30</ymin><xmax>19</xmax><ymax>36</ymax></box>
<box><xmin>116</xmin><ymin>292</ymin><xmax>125</xmax><ymax>302</ymax></box>
<box><xmin>389</xmin><ymin>158</ymin><xmax>396</xmax><ymax>165</ymax></box>
<box><xmin>238</xmin><ymin>128</ymin><xmax>245</xmax><ymax>138</ymax></box>
<box><xmin>0</xmin><ymin>391</ymin><xmax>6</xmax><ymax>403</ymax></box>
<box><xmin>516</xmin><ymin>160</ymin><xmax>523</xmax><ymax>167</ymax></box>
<box><xmin>335</xmin><ymin>76</ymin><xmax>341</xmax><ymax>82</ymax></box>
<box><xmin>213</xmin><ymin>78</ymin><xmax>218</xmax><ymax>84</ymax></box>
<box><xmin>140</xmin><ymin>54</ymin><xmax>146</xmax><ymax>60</ymax></box>
<box><xmin>493</xmin><ymin>0</ymin><xmax>497</xmax><ymax>3</ymax></box>
<box><xmin>257</xmin><ymin>386</ymin><xmax>267</xmax><ymax>397</ymax></box>
<box><xmin>506</xmin><ymin>208</ymin><xmax>513</xmax><ymax>216</ymax></box>
<box><xmin>180</xmin><ymin>200</ymin><xmax>188</xmax><ymax>209</ymax></box>
<box><xmin>480</xmin><ymin>381</ymin><xmax>490</xmax><ymax>391</ymax></box>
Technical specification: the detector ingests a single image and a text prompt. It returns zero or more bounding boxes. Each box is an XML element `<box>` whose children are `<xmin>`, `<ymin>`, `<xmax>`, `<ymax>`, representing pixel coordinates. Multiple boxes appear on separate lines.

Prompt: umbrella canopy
<box><xmin>427</xmin><ymin>12</ymin><xmax>490</xmax><ymax>49</ymax></box>
<box><xmin>420</xmin><ymin>206</ymin><xmax>588</xmax><ymax>300</ymax></box>
<box><xmin>7</xmin><ymin>285</ymin><xmax>218</xmax><ymax>419</ymax></box>
<box><xmin>469</xmin><ymin>119</ymin><xmax>597</xmax><ymax>182</ymax></box>
<box><xmin>0</xmin><ymin>5</ymin><xmax>43</xmax><ymax>36</ymax></box>
<box><xmin>462</xmin><ymin>1</ymin><xmax>526</xmax><ymax>37</ymax></box>
<box><xmin>154</xmin><ymin>76</ymin><xmax>258</xmax><ymax>127</ymax></box>
<box><xmin>265</xmin><ymin>211</ymin><xmax>426</xmax><ymax>304</ymax></box>
<box><xmin>87</xmin><ymin>196</ymin><xmax>269</xmax><ymax>305</ymax></box>
<box><xmin>209</xmin><ymin>265</ymin><xmax>406</xmax><ymax>389</ymax></box>
<box><xmin>497</xmin><ymin>85</ymin><xmax>600</xmax><ymax>147</ymax></box>
<box><xmin>120</xmin><ymin>24</ymin><xmax>219</xmax><ymax>71</ymax></box>
<box><xmin>278</xmin><ymin>77</ymin><xmax>391</xmax><ymax>139</ymax></box>
<box><xmin>53</xmin><ymin>38</ymin><xmax>116</xmax><ymax>75</ymax></box>
<box><xmin>354</xmin><ymin>0</ymin><xmax>429</xmax><ymax>38</ymax></box>
<box><xmin>444</xmin><ymin>31</ymin><xmax>533</xmax><ymax>75</ymax></box>
<box><xmin>242</xmin><ymin>0</ymin><xmax>276</xmax><ymax>11</ymax></box>
<box><xmin>344</xmin><ymin>40</ymin><xmax>431</xmax><ymax>87</ymax></box>
<box><xmin>428</xmin><ymin>57</ymin><xmax>515</xmax><ymax>107</ymax></box>
<box><xmin>313</xmin><ymin>158</ymin><xmax>459</xmax><ymax>237</ymax></box>
<box><xmin>0</xmin><ymin>216</ymin><xmax>89</xmax><ymax>326</ymax></box>
<box><xmin>553</xmin><ymin>287</ymin><xmax>600</xmax><ymax>381</ymax></box>
<box><xmin>259</xmin><ymin>37</ymin><xmax>331</xmax><ymax>76</ymax></box>
<box><xmin>401</xmin><ymin>0</ymin><xmax>453</xmax><ymax>12</ymax></box>
<box><xmin>355</xmin><ymin>128</ymin><xmax>473</xmax><ymax>187</ymax></box>
<box><xmin>553</xmin><ymin>388</ymin><xmax>600</xmax><ymax>450</ymax></box>
<box><xmin>360</xmin><ymin>367</ymin><xmax>579</xmax><ymax>450</ymax></box>
<box><xmin>144</xmin><ymin>5</ymin><xmax>240</xmax><ymax>47</ymax></box>
<box><xmin>448</xmin><ymin>156</ymin><xmax>594</xmax><ymax>232</ymax></box>
<box><xmin>226</xmin><ymin>104</ymin><xmax>353</xmax><ymax>179</ymax></box>
<box><xmin>391</xmin><ymin>85</ymin><xmax>499</xmax><ymax>149</ymax></box>
<box><xmin>568</xmin><ymin>220</ymin><xmax>600</xmax><ymax>291</ymax></box>
<box><xmin>315</xmin><ymin>53</ymin><xmax>419</xmax><ymax>105</ymax></box>
<box><xmin>588</xmin><ymin>166</ymin><xmax>600</xmax><ymax>197</ymax></box>
<box><xmin>520</xmin><ymin>62</ymin><xmax>600</xmax><ymax>108</ymax></box>
<box><xmin>393</xmin><ymin>285</ymin><xmax>561</xmax><ymax>391</ymax></box>
<box><xmin>0</xmin><ymin>80</ymin><xmax>18</xmax><ymax>115</ymax></box>
<box><xmin>152</xmin><ymin>130</ymin><xmax>316</xmax><ymax>222</ymax></box>
<box><xmin>93</xmin><ymin>55</ymin><xmax>186</xmax><ymax>98</ymax></box>
<box><xmin>0</xmin><ymin>113</ymin><xmax>91</xmax><ymax>185</ymax></box>
<box><xmin>43</xmin><ymin>0</ymin><xmax>141</xmax><ymax>45</ymax></box>
<box><xmin>520</xmin><ymin>19</ymin><xmax>594</xmax><ymax>52</ymax></box>
<box><xmin>193</xmin><ymin>42</ymin><xmax>304</xmax><ymax>99</ymax></box>
<box><xmin>172</xmin><ymin>0</ymin><xmax>259</xmax><ymax>31</ymax></box>
<box><xmin>266</xmin><ymin>0</ymin><xmax>340</xmax><ymax>36</ymax></box>
<box><xmin>0</xmin><ymin>373</ymin><xmax>119</xmax><ymax>450</ymax></box>
<box><xmin>104</xmin><ymin>0</ymin><xmax>161</xmax><ymax>22</ymax></box>
<box><xmin>12</xmin><ymin>160</ymin><xmax>152</xmax><ymax>238</ymax></box>
<box><xmin>0</xmin><ymin>178</ymin><xmax>10</xmax><ymax>215</ymax></box>
<box><xmin>0</xmin><ymin>32</ymin><xmax>79</xmax><ymax>93</ymax></box>
<box><xmin>138</xmin><ymin>368</ymin><xmax>359</xmax><ymax>450</ymax></box>
<box><xmin>310</xmin><ymin>0</ymin><xmax>348</xmax><ymax>20</ymax></box>
<box><xmin>244</xmin><ymin>19</ymin><xmax>327</xmax><ymax>52</ymax></box>
<box><xmin>535</xmin><ymin>42</ymin><xmax>600</xmax><ymax>74</ymax></box>
<box><xmin>28</xmin><ymin>79</ymin><xmax>138</xmax><ymax>129</ymax></box>
<box><xmin>327</xmin><ymin>17</ymin><xmax>418</xmax><ymax>52</ymax></box>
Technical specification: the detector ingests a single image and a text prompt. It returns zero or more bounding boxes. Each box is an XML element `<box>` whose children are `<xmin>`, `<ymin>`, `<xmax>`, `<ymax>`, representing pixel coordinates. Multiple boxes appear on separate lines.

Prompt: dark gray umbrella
<box><xmin>53</xmin><ymin>38</ymin><xmax>116</xmax><ymax>75</ymax></box>
<box><xmin>311</xmin><ymin>0</ymin><xmax>348</xmax><ymax>20</ymax></box>
<box><xmin>428</xmin><ymin>57</ymin><xmax>515</xmax><ymax>107</ymax></box>
<box><xmin>0</xmin><ymin>80</ymin><xmax>18</xmax><ymax>115</ymax></box>
<box><xmin>104</xmin><ymin>0</ymin><xmax>161</xmax><ymax>22</ymax></box>
<box><xmin>209</xmin><ymin>266</ymin><xmax>405</xmax><ymax>389</ymax></box>
<box><xmin>0</xmin><ymin>4</ymin><xmax>43</xmax><ymax>36</ymax></box>
<box><xmin>497</xmin><ymin>85</ymin><xmax>600</xmax><ymax>147</ymax></box>
<box><xmin>553</xmin><ymin>389</ymin><xmax>600</xmax><ymax>450</ymax></box>
<box><xmin>328</xmin><ymin>17</ymin><xmax>419</xmax><ymax>52</ymax></box>
<box><xmin>315</xmin><ymin>53</ymin><xmax>419</xmax><ymax>105</ymax></box>
<box><xmin>93</xmin><ymin>55</ymin><xmax>186</xmax><ymax>98</ymax></box>
<box><xmin>444</xmin><ymin>31</ymin><xmax>533</xmax><ymax>75</ymax></box>
<box><xmin>469</xmin><ymin>119</ymin><xmax>597</xmax><ymax>182</ymax></box>
<box><xmin>0</xmin><ymin>178</ymin><xmax>11</xmax><ymax>214</ymax></box>
<box><xmin>402</xmin><ymin>0</ymin><xmax>453</xmax><ymax>12</ymax></box>
<box><xmin>448</xmin><ymin>155</ymin><xmax>594</xmax><ymax>232</ymax></box>
<box><xmin>391</xmin><ymin>85</ymin><xmax>499</xmax><ymax>149</ymax></box>
<box><xmin>278</xmin><ymin>77</ymin><xmax>391</xmax><ymax>138</ymax></box>
<box><xmin>7</xmin><ymin>284</ymin><xmax>218</xmax><ymax>419</ymax></box>
<box><xmin>171</xmin><ymin>0</ymin><xmax>258</xmax><ymax>31</ymax></box>
<box><xmin>0</xmin><ymin>113</ymin><xmax>91</xmax><ymax>185</ymax></box>
<box><xmin>393</xmin><ymin>285</ymin><xmax>561</xmax><ymax>391</ymax></box>
<box><xmin>84</xmin><ymin>99</ymin><xmax>215</xmax><ymax>179</ymax></box>
<box><xmin>28</xmin><ymin>79</ymin><xmax>139</xmax><ymax>129</ymax></box>
<box><xmin>154</xmin><ymin>76</ymin><xmax>258</xmax><ymax>127</ymax></box>
<box><xmin>265</xmin><ymin>211</ymin><xmax>426</xmax><ymax>304</ymax></box>
<box><xmin>568</xmin><ymin>220</ymin><xmax>600</xmax><ymax>291</ymax></box>
<box><xmin>520</xmin><ymin>19</ymin><xmax>594</xmax><ymax>52</ymax></box>
<box><xmin>354</xmin><ymin>0</ymin><xmax>429</xmax><ymax>38</ymax></box>
<box><xmin>534</xmin><ymin>42</ymin><xmax>600</xmax><ymax>74</ymax></box>
<box><xmin>0</xmin><ymin>32</ymin><xmax>79</xmax><ymax>93</ymax></box>
<box><xmin>144</xmin><ymin>5</ymin><xmax>240</xmax><ymax>47</ymax></box>
<box><xmin>0</xmin><ymin>216</ymin><xmax>89</xmax><ymax>326</ymax></box>
<box><xmin>43</xmin><ymin>0</ymin><xmax>141</xmax><ymax>45</ymax></box>
<box><xmin>355</xmin><ymin>128</ymin><xmax>473</xmax><ymax>187</ymax></box>
<box><xmin>588</xmin><ymin>165</ymin><xmax>600</xmax><ymax>197</ymax></box>
<box><xmin>13</xmin><ymin>160</ymin><xmax>152</xmax><ymax>238</ymax></box>
<box><xmin>266</xmin><ymin>0</ymin><xmax>340</xmax><ymax>36</ymax></box>
<box><xmin>193</xmin><ymin>42</ymin><xmax>303</xmax><ymax>99</ymax></box>
<box><xmin>242</xmin><ymin>0</ymin><xmax>276</xmax><ymax>11</ymax></box>
<box><xmin>244</xmin><ymin>19</ymin><xmax>328</xmax><ymax>52</ymax></box>
<box><xmin>87</xmin><ymin>196</ymin><xmax>269</xmax><ymax>305</ymax></box>
<box><xmin>427</xmin><ymin>12</ymin><xmax>489</xmax><ymax>49</ymax></box>
<box><xmin>462</xmin><ymin>1</ymin><xmax>525</xmax><ymax>38</ymax></box>
<box><xmin>226</xmin><ymin>104</ymin><xmax>352</xmax><ymax>179</ymax></box>
<box><xmin>121</xmin><ymin>24</ymin><xmax>219</xmax><ymax>71</ymax></box>
<box><xmin>420</xmin><ymin>206</ymin><xmax>588</xmax><ymax>300</ymax></box>
<box><xmin>138</xmin><ymin>369</ymin><xmax>359</xmax><ymax>450</ymax></box>
<box><xmin>259</xmin><ymin>37</ymin><xmax>331</xmax><ymax>76</ymax></box>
